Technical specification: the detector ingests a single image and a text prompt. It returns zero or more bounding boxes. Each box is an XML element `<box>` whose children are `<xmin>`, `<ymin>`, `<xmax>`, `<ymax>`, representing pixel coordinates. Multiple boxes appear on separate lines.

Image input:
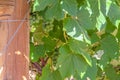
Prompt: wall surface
<box><xmin>0</xmin><ymin>0</ymin><xmax>29</xmax><ymax>80</ymax></box>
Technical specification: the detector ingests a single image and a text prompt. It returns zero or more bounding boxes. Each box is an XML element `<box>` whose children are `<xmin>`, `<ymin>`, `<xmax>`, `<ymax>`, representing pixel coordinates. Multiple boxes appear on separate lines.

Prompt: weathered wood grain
<box><xmin>0</xmin><ymin>0</ymin><xmax>29</xmax><ymax>80</ymax></box>
<box><xmin>0</xmin><ymin>0</ymin><xmax>15</xmax><ymax>20</ymax></box>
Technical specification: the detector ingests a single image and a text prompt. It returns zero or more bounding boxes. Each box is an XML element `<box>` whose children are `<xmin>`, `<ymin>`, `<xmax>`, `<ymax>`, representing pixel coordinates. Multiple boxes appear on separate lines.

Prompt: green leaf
<box><xmin>57</xmin><ymin>43</ymin><xmax>89</xmax><ymax>78</ymax></box>
<box><xmin>86</xmin><ymin>0</ymin><xmax>100</xmax><ymax>28</ymax></box>
<box><xmin>116</xmin><ymin>24</ymin><xmax>120</xmax><ymax>42</ymax></box>
<box><xmin>33</xmin><ymin>0</ymin><xmax>56</xmax><ymax>11</ymax></box>
<box><xmin>98</xmin><ymin>52</ymin><xmax>109</xmax><ymax>68</ymax></box>
<box><xmin>95</xmin><ymin>11</ymin><xmax>106</xmax><ymax>31</ymax></box>
<box><xmin>45</xmin><ymin>1</ymin><xmax>64</xmax><ymax>20</ymax></box>
<box><xmin>30</xmin><ymin>43</ymin><xmax>40</xmax><ymax>62</ymax></box>
<box><xmin>61</xmin><ymin>0</ymin><xmax>78</xmax><ymax>16</ymax></box>
<box><xmin>68</xmin><ymin>39</ymin><xmax>92</xmax><ymax>66</ymax></box>
<box><xmin>105</xmin><ymin>65</ymin><xmax>120</xmax><ymax>80</ymax></box>
<box><xmin>49</xmin><ymin>70</ymin><xmax>62</xmax><ymax>80</ymax></box>
<box><xmin>40</xmin><ymin>65</ymin><xmax>62</xmax><ymax>80</ymax></box>
<box><xmin>42</xmin><ymin>37</ymin><xmax>56</xmax><ymax>52</ymax></box>
<box><xmin>91</xmin><ymin>33</ymin><xmax>100</xmax><ymax>44</ymax></box>
<box><xmin>99</xmin><ymin>34</ymin><xmax>119</xmax><ymax>67</ymax></box>
<box><xmin>77</xmin><ymin>7</ymin><xmax>95</xmax><ymax>30</ymax></box>
<box><xmin>87</xmin><ymin>0</ymin><xmax>100</xmax><ymax>18</ymax></box>
<box><xmin>100</xmin><ymin>0</ymin><xmax>106</xmax><ymax>16</ymax></box>
<box><xmin>31</xmin><ymin>0</ymin><xmax>120</xmax><ymax>79</ymax></box>
<box><xmin>35</xmin><ymin>45</ymin><xmax>45</xmax><ymax>57</ymax></box>
<box><xmin>105</xmin><ymin>17</ymin><xmax>116</xmax><ymax>33</ymax></box>
<box><xmin>30</xmin><ymin>36</ymin><xmax>57</xmax><ymax>62</ymax></box>
<box><xmin>85</xmin><ymin>0</ymin><xmax>107</xmax><ymax>31</ymax></box>
<box><xmin>63</xmin><ymin>18</ymin><xmax>91</xmax><ymax>44</ymax></box>
<box><xmin>82</xmin><ymin>58</ymin><xmax>97</xmax><ymax>80</ymax></box>
<box><xmin>107</xmin><ymin>1</ymin><xmax>120</xmax><ymax>27</ymax></box>
<box><xmin>101</xmin><ymin>34</ymin><xmax>119</xmax><ymax>58</ymax></box>
<box><xmin>39</xmin><ymin>65</ymin><xmax>51</xmax><ymax>80</ymax></box>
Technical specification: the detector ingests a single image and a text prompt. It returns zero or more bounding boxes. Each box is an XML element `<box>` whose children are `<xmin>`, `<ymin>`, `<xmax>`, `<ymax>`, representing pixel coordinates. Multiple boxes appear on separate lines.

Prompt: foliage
<box><xmin>30</xmin><ymin>0</ymin><xmax>120</xmax><ymax>80</ymax></box>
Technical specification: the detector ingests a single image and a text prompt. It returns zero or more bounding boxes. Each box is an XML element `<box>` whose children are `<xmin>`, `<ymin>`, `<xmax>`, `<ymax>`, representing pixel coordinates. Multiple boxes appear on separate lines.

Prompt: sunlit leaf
<box><xmin>33</xmin><ymin>0</ymin><xmax>56</xmax><ymax>11</ymax></box>
<box><xmin>107</xmin><ymin>1</ymin><xmax>120</xmax><ymax>27</ymax></box>
<box><xmin>63</xmin><ymin>18</ymin><xmax>91</xmax><ymax>44</ymax></box>
<box><xmin>82</xmin><ymin>58</ymin><xmax>97</xmax><ymax>80</ymax></box>
<box><xmin>68</xmin><ymin>39</ymin><xmax>91</xmax><ymax>66</ymax></box>
<box><xmin>77</xmin><ymin>7</ymin><xmax>95</xmax><ymax>30</ymax></box>
<box><xmin>57</xmin><ymin>41</ymin><xmax>90</xmax><ymax>78</ymax></box>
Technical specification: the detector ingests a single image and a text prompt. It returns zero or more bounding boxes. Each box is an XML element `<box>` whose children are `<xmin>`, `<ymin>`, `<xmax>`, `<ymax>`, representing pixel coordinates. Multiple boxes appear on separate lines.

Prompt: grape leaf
<box><xmin>57</xmin><ymin>43</ymin><xmax>89</xmax><ymax>78</ymax></box>
<box><xmin>40</xmin><ymin>65</ymin><xmax>62</xmax><ymax>80</ymax></box>
<box><xmin>100</xmin><ymin>0</ymin><xmax>106</xmax><ymax>16</ymax></box>
<box><xmin>33</xmin><ymin>0</ymin><xmax>56</xmax><ymax>11</ymax></box>
<box><xmin>30</xmin><ymin>36</ymin><xmax>57</xmax><ymax>62</ymax></box>
<box><xmin>42</xmin><ymin>37</ymin><xmax>56</xmax><ymax>52</ymax></box>
<box><xmin>68</xmin><ymin>39</ymin><xmax>92</xmax><ymax>66</ymax></box>
<box><xmin>31</xmin><ymin>0</ymin><xmax>120</xmax><ymax>79</ymax></box>
<box><xmin>61</xmin><ymin>0</ymin><xmax>78</xmax><ymax>16</ymax></box>
<box><xmin>99</xmin><ymin>34</ymin><xmax>119</xmax><ymax>67</ymax></box>
<box><xmin>90</xmin><ymin>33</ymin><xmax>100</xmax><ymax>44</ymax></box>
<box><xmin>101</xmin><ymin>34</ymin><xmax>119</xmax><ymax>58</ymax></box>
<box><xmin>77</xmin><ymin>7</ymin><xmax>94</xmax><ymax>30</ymax></box>
<box><xmin>82</xmin><ymin>58</ymin><xmax>97</xmax><ymax>80</ymax></box>
<box><xmin>63</xmin><ymin>18</ymin><xmax>91</xmax><ymax>44</ymax></box>
<box><xmin>30</xmin><ymin>43</ymin><xmax>41</xmax><ymax>62</ymax></box>
<box><xmin>86</xmin><ymin>0</ymin><xmax>100</xmax><ymax>29</ymax></box>
<box><xmin>105</xmin><ymin>17</ymin><xmax>116</xmax><ymax>33</ymax></box>
<box><xmin>105</xmin><ymin>65</ymin><xmax>120</xmax><ymax>80</ymax></box>
<box><xmin>107</xmin><ymin>2</ymin><xmax>120</xmax><ymax>27</ymax></box>
<box><xmin>45</xmin><ymin>1</ymin><xmax>64</xmax><ymax>20</ymax></box>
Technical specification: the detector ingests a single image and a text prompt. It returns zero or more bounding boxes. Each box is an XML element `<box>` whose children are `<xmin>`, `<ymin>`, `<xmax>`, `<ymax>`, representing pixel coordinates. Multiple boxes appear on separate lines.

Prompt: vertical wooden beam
<box><xmin>0</xmin><ymin>0</ymin><xmax>29</xmax><ymax>80</ymax></box>
<box><xmin>0</xmin><ymin>21</ymin><xmax>8</xmax><ymax>80</ymax></box>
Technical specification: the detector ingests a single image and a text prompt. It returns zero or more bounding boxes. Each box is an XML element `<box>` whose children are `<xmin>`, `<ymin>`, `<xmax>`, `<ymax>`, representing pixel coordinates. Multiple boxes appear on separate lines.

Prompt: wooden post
<box><xmin>0</xmin><ymin>0</ymin><xmax>29</xmax><ymax>80</ymax></box>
